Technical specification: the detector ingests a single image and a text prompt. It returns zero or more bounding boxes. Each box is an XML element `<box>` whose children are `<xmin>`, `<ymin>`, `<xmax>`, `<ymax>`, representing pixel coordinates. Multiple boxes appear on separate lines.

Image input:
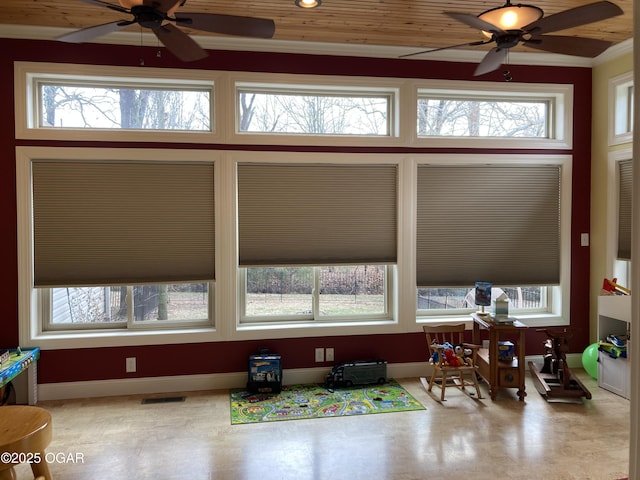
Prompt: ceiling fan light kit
<box><xmin>478</xmin><ymin>1</ymin><xmax>543</xmax><ymax>37</ymax></box>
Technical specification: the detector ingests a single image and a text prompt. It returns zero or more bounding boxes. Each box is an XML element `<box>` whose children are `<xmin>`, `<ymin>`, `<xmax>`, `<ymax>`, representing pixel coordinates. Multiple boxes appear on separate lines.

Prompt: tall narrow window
<box><xmin>617</xmin><ymin>159</ymin><xmax>632</xmax><ymax>260</ymax></box>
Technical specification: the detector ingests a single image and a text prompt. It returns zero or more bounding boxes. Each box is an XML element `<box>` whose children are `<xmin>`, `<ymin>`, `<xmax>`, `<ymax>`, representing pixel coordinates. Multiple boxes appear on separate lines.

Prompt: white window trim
<box><xmin>16</xmin><ymin>63</ymin><xmax>571</xmax><ymax>150</ymax></box>
<box><xmin>607</xmin><ymin>148</ymin><xmax>633</xmax><ymax>286</ymax></box>
<box><xmin>608</xmin><ymin>71</ymin><xmax>634</xmax><ymax>146</ymax></box>
<box><xmin>412</xmin><ymin>153</ymin><xmax>573</xmax><ymax>329</ymax></box>
<box><xmin>227</xmin><ymin>151</ymin><xmax>412</xmax><ymax>341</ymax></box>
<box><xmin>14</xmin><ymin>63</ymin><xmax>577</xmax><ymax>347</ymax></box>
<box><xmin>16</xmin><ymin>146</ymin><xmax>223</xmax><ymax>350</ymax></box>
<box><xmin>228</xmin><ymin>72</ymin><xmax>405</xmax><ymax>147</ymax></box>
<box><xmin>14</xmin><ymin>61</ymin><xmax>223</xmax><ymax>144</ymax></box>
<box><xmin>410</xmin><ymin>79</ymin><xmax>573</xmax><ymax>150</ymax></box>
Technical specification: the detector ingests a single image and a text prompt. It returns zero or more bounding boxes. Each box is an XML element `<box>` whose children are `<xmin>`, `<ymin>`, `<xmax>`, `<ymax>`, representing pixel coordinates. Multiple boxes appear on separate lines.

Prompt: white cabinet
<box><xmin>597</xmin><ymin>295</ymin><xmax>631</xmax><ymax>399</ymax></box>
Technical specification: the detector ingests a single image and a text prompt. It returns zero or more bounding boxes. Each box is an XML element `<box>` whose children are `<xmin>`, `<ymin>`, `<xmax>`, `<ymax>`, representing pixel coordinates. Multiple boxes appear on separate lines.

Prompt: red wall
<box><xmin>0</xmin><ymin>38</ymin><xmax>592</xmax><ymax>384</ymax></box>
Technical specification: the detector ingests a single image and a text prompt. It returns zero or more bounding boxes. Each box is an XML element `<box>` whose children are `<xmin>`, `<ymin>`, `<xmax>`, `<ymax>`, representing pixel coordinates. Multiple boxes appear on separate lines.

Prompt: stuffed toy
<box><xmin>443</xmin><ymin>347</ymin><xmax>461</xmax><ymax>366</ymax></box>
<box><xmin>430</xmin><ymin>341</ymin><xmax>454</xmax><ymax>364</ymax></box>
<box><xmin>455</xmin><ymin>344</ymin><xmax>474</xmax><ymax>366</ymax></box>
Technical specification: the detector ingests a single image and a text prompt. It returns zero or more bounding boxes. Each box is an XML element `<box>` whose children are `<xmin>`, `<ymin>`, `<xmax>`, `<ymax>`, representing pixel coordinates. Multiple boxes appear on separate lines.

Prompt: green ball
<box><xmin>582</xmin><ymin>343</ymin><xmax>599</xmax><ymax>380</ymax></box>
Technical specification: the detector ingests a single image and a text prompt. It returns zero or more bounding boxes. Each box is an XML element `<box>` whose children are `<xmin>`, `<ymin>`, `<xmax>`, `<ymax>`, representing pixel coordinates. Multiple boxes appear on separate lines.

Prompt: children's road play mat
<box><xmin>230</xmin><ymin>379</ymin><xmax>425</xmax><ymax>424</ymax></box>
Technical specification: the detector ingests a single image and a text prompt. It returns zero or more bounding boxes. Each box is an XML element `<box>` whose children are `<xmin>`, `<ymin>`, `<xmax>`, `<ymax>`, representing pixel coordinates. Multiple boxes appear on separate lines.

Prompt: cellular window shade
<box><xmin>32</xmin><ymin>161</ymin><xmax>215</xmax><ymax>287</ymax></box>
<box><xmin>238</xmin><ymin>164</ymin><xmax>397</xmax><ymax>266</ymax></box>
<box><xmin>416</xmin><ymin>164</ymin><xmax>561</xmax><ymax>287</ymax></box>
<box><xmin>617</xmin><ymin>159</ymin><xmax>632</xmax><ymax>260</ymax></box>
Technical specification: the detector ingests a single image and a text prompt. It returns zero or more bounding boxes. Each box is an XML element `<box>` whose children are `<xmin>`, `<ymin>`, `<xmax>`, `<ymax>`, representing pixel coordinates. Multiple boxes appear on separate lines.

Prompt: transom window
<box><xmin>38</xmin><ymin>82</ymin><xmax>211</xmax><ymax>131</ymax></box>
<box><xmin>236</xmin><ymin>85</ymin><xmax>393</xmax><ymax>136</ymax></box>
<box><xmin>417</xmin><ymin>95</ymin><xmax>549</xmax><ymax>138</ymax></box>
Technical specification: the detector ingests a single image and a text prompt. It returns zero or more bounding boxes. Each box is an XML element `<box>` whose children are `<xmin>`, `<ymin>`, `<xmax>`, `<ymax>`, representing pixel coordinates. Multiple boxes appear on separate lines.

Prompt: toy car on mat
<box><xmin>325</xmin><ymin>359</ymin><xmax>387</xmax><ymax>389</ymax></box>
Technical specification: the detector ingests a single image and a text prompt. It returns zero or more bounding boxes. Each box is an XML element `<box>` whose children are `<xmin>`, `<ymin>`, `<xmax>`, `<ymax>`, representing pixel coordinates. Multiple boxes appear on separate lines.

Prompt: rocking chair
<box><xmin>421</xmin><ymin>324</ymin><xmax>483</xmax><ymax>401</ymax></box>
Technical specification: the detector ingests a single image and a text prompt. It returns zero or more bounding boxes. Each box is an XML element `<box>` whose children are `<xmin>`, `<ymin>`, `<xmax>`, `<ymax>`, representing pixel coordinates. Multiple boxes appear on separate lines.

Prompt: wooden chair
<box><xmin>421</xmin><ymin>324</ymin><xmax>482</xmax><ymax>401</ymax></box>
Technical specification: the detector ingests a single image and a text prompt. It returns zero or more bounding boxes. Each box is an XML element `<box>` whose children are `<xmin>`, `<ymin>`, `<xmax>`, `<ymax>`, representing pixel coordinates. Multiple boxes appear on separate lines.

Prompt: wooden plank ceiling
<box><xmin>1</xmin><ymin>0</ymin><xmax>633</xmax><ymax>55</ymax></box>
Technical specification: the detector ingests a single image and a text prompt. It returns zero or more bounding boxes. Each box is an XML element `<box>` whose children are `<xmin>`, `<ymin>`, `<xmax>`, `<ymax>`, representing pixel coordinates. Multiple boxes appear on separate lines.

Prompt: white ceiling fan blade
<box><xmin>57</xmin><ymin>21</ymin><xmax>130</xmax><ymax>43</ymax></box>
<box><xmin>474</xmin><ymin>47</ymin><xmax>507</xmax><ymax>76</ymax></box>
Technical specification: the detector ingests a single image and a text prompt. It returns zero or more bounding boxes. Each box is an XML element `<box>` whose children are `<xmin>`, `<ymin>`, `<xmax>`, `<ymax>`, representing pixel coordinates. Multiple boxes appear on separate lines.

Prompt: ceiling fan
<box><xmin>57</xmin><ymin>0</ymin><xmax>276</xmax><ymax>62</ymax></box>
<box><xmin>401</xmin><ymin>0</ymin><xmax>624</xmax><ymax>76</ymax></box>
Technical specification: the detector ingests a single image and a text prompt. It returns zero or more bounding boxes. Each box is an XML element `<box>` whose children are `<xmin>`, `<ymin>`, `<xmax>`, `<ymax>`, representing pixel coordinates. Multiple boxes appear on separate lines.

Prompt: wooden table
<box><xmin>0</xmin><ymin>406</ymin><xmax>53</xmax><ymax>479</ymax></box>
<box><xmin>0</xmin><ymin>348</ymin><xmax>40</xmax><ymax>405</ymax></box>
<box><xmin>472</xmin><ymin>313</ymin><xmax>528</xmax><ymax>401</ymax></box>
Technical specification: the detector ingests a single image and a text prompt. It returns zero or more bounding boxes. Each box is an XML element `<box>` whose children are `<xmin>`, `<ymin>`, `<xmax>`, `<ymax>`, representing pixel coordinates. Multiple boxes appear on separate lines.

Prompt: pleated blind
<box><xmin>238</xmin><ymin>163</ymin><xmax>397</xmax><ymax>266</ymax></box>
<box><xmin>416</xmin><ymin>164</ymin><xmax>561</xmax><ymax>287</ymax></box>
<box><xmin>32</xmin><ymin>160</ymin><xmax>215</xmax><ymax>287</ymax></box>
<box><xmin>617</xmin><ymin>158</ymin><xmax>632</xmax><ymax>260</ymax></box>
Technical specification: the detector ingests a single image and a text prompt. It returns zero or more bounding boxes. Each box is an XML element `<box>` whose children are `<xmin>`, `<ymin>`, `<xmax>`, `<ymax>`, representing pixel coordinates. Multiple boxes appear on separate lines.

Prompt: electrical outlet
<box><xmin>315</xmin><ymin>348</ymin><xmax>324</xmax><ymax>362</ymax></box>
<box><xmin>326</xmin><ymin>348</ymin><xmax>334</xmax><ymax>362</ymax></box>
<box><xmin>126</xmin><ymin>357</ymin><xmax>137</xmax><ymax>373</ymax></box>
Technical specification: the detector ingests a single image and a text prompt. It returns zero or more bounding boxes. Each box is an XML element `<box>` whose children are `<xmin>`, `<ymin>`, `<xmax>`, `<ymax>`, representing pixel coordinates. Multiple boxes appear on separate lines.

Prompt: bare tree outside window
<box><xmin>40</xmin><ymin>84</ymin><xmax>211</xmax><ymax>131</ymax></box>
<box><xmin>238</xmin><ymin>91</ymin><xmax>389</xmax><ymax>135</ymax></box>
<box><xmin>417</xmin><ymin>97</ymin><xmax>548</xmax><ymax>138</ymax></box>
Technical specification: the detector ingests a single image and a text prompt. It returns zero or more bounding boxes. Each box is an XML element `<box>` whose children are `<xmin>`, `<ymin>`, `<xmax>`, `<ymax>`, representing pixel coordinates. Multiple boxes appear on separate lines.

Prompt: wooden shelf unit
<box><xmin>472</xmin><ymin>313</ymin><xmax>528</xmax><ymax>401</ymax></box>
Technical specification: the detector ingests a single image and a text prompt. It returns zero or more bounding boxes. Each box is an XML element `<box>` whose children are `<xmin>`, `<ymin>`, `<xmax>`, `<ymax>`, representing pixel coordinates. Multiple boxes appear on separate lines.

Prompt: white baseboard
<box><xmin>37</xmin><ymin>362</ymin><xmax>429</xmax><ymax>401</ymax></box>
<box><xmin>35</xmin><ymin>355</ymin><xmax>586</xmax><ymax>401</ymax></box>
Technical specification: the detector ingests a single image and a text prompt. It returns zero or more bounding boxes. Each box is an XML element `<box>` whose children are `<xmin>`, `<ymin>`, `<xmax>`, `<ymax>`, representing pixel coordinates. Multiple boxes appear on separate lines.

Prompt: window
<box><xmin>417</xmin><ymin>286</ymin><xmax>547</xmax><ymax>314</ymax></box>
<box><xmin>38</xmin><ymin>82</ymin><xmax>210</xmax><ymax>131</ymax></box>
<box><xmin>236</xmin><ymin>82</ymin><xmax>395</xmax><ymax>137</ymax></box>
<box><xmin>240</xmin><ymin>266</ymin><xmax>390</xmax><ymax>323</ymax></box>
<box><xmin>14</xmin><ymin>62</ymin><xmax>218</xmax><ymax>143</ymax></box>
<box><xmin>414</xmin><ymin>155</ymin><xmax>572</xmax><ymax>323</ymax></box>
<box><xmin>417</xmin><ymin>96</ymin><xmax>548</xmax><ymax>138</ymax></box>
<box><xmin>15</xmin><ymin>66</ymin><xmax>577</xmax><ymax>346</ymax></box>
<box><xmin>617</xmin><ymin>158</ymin><xmax>632</xmax><ymax>261</ymax></box>
<box><xmin>17</xmin><ymin>147</ymin><xmax>218</xmax><ymax>348</ymax></box>
<box><xmin>609</xmin><ymin>71</ymin><xmax>634</xmax><ymax>145</ymax></box>
<box><xmin>236</xmin><ymin>161</ymin><xmax>397</xmax><ymax>325</ymax></box>
<box><xmin>44</xmin><ymin>283</ymin><xmax>211</xmax><ymax>330</ymax></box>
<box><xmin>414</xmin><ymin>80</ymin><xmax>572</xmax><ymax>149</ymax></box>
<box><xmin>607</xmin><ymin>151</ymin><xmax>632</xmax><ymax>288</ymax></box>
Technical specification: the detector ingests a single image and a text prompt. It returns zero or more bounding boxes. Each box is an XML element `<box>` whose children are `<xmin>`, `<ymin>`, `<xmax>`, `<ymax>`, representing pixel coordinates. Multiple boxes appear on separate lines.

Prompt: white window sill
<box><xmin>26</xmin><ymin>327</ymin><xmax>220</xmax><ymax>350</ymax></box>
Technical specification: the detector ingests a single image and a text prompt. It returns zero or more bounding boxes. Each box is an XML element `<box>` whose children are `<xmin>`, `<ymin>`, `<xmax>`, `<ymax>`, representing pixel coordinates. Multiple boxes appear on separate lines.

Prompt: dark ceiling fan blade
<box><xmin>474</xmin><ymin>47</ymin><xmax>507</xmax><ymax>76</ymax></box>
<box><xmin>524</xmin><ymin>34</ymin><xmax>613</xmax><ymax>57</ymax></box>
<box><xmin>152</xmin><ymin>23</ymin><xmax>208</xmax><ymax>62</ymax></box>
<box><xmin>57</xmin><ymin>21</ymin><xmax>131</xmax><ymax>43</ymax></box>
<box><xmin>399</xmin><ymin>39</ymin><xmax>492</xmax><ymax>58</ymax></box>
<box><xmin>445</xmin><ymin>12</ymin><xmax>506</xmax><ymax>35</ymax></box>
<box><xmin>523</xmin><ymin>1</ymin><xmax>623</xmax><ymax>35</ymax></box>
<box><xmin>144</xmin><ymin>0</ymin><xmax>180</xmax><ymax>14</ymax></box>
<box><xmin>173</xmin><ymin>12</ymin><xmax>276</xmax><ymax>38</ymax></box>
<box><xmin>81</xmin><ymin>0</ymin><xmax>130</xmax><ymax>14</ymax></box>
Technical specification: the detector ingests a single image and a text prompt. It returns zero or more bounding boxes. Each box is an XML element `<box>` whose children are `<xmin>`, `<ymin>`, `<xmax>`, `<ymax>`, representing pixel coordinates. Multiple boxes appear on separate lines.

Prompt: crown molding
<box><xmin>592</xmin><ymin>37</ymin><xmax>633</xmax><ymax>65</ymax></box>
<box><xmin>0</xmin><ymin>23</ymin><xmax>630</xmax><ymax>69</ymax></box>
